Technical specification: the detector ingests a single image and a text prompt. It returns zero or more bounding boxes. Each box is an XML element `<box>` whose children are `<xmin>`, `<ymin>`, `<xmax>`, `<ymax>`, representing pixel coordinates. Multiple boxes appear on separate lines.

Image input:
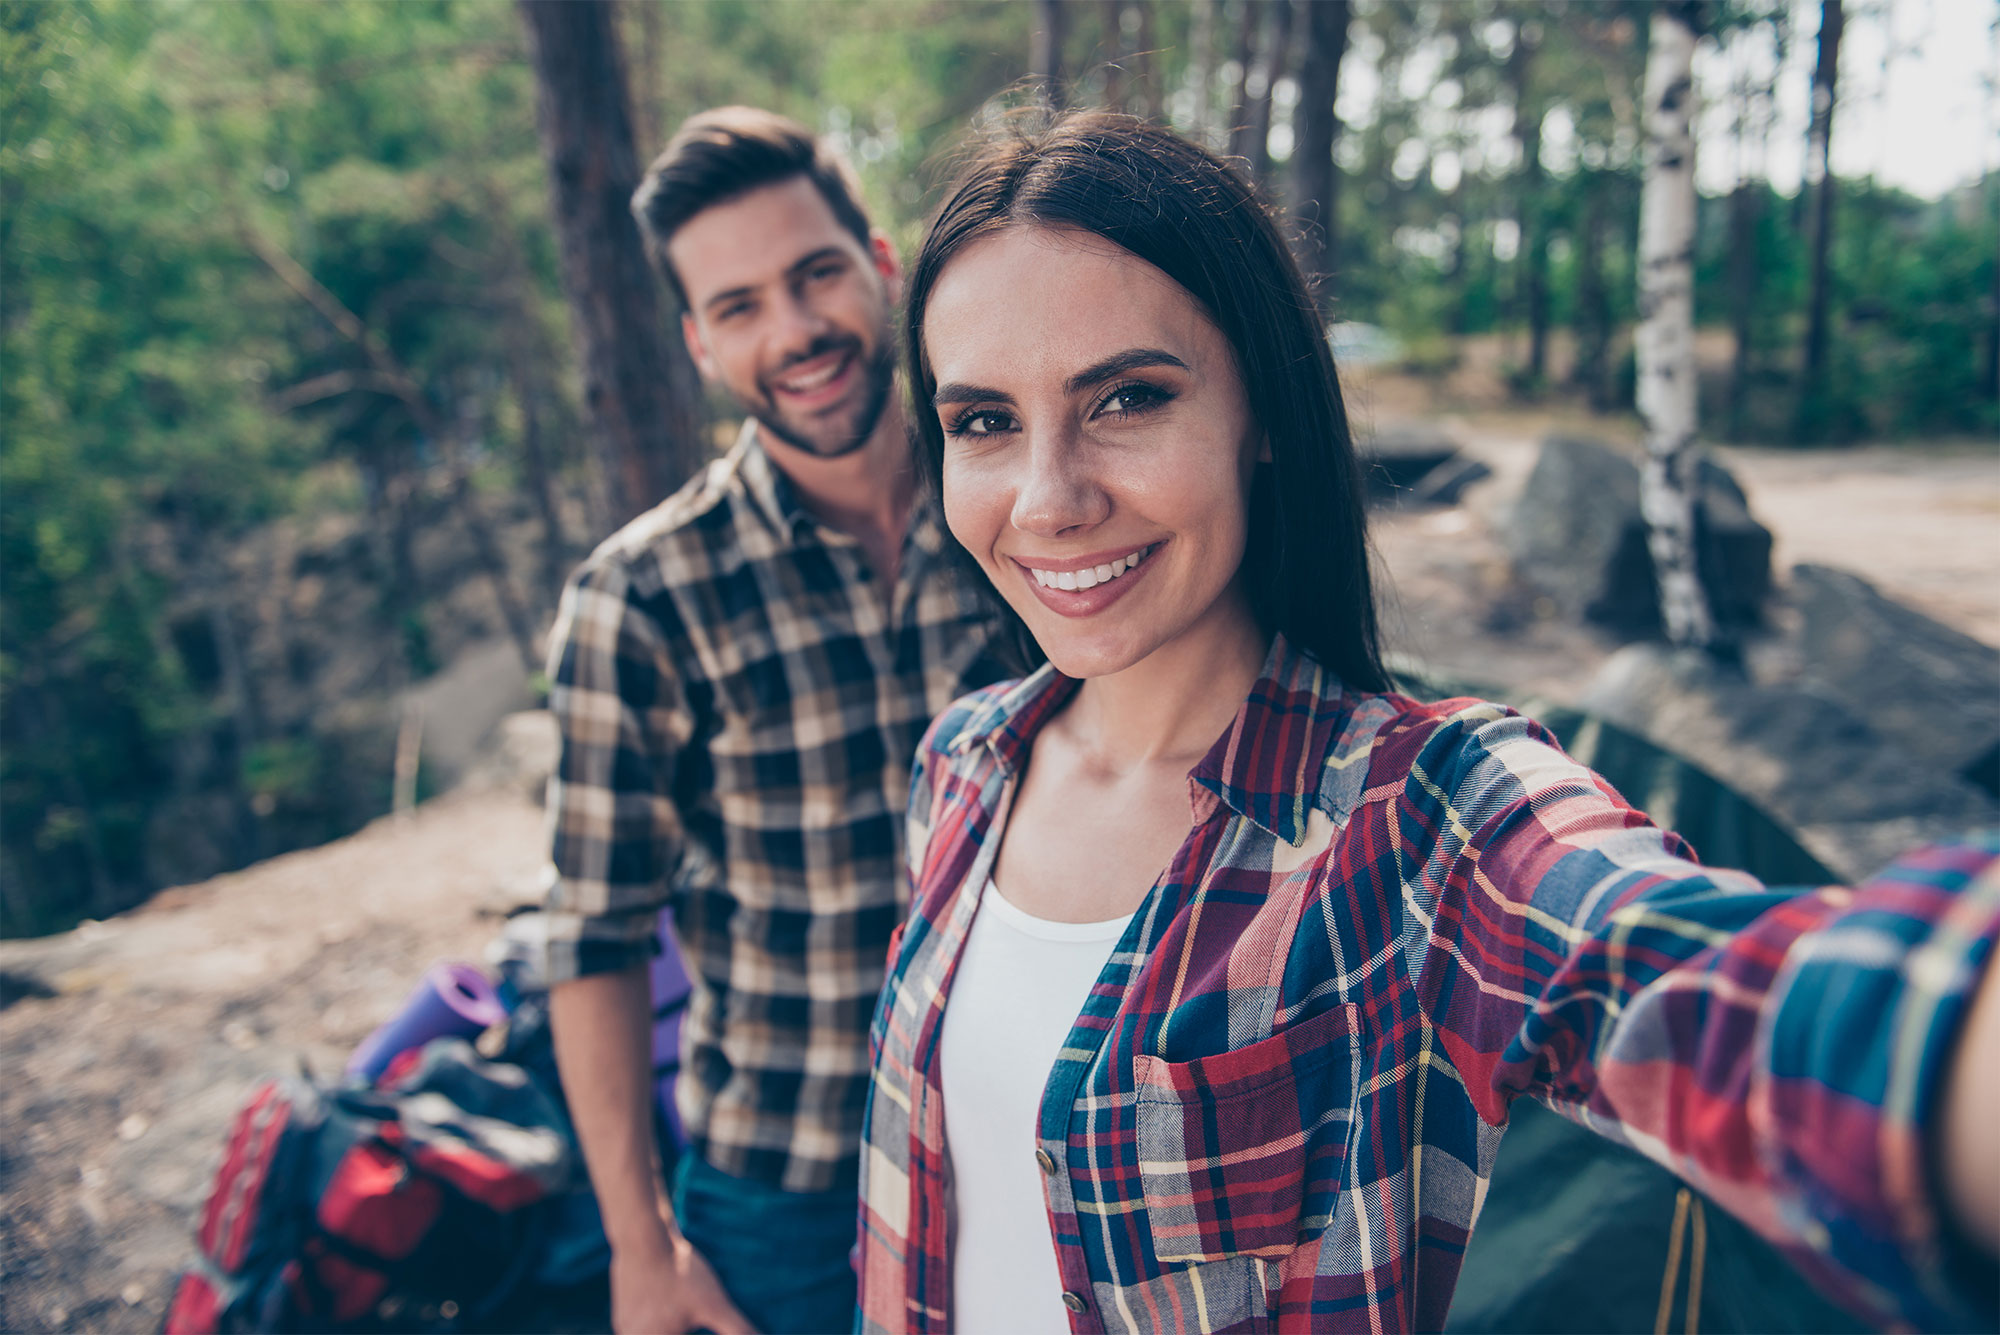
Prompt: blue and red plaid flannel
<box><xmin>858</xmin><ymin>634</ymin><xmax>1998</xmax><ymax>1333</ymax></box>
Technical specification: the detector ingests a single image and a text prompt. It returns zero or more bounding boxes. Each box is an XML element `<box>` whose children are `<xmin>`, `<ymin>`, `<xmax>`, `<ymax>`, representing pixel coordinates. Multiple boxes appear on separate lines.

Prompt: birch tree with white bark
<box><xmin>1635</xmin><ymin>1</ymin><xmax>1716</xmax><ymax>650</ymax></box>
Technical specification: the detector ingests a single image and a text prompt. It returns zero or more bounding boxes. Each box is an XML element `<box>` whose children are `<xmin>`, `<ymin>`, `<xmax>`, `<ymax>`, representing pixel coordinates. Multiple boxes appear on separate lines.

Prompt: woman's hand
<box><xmin>1938</xmin><ymin>940</ymin><xmax>2000</xmax><ymax>1257</ymax></box>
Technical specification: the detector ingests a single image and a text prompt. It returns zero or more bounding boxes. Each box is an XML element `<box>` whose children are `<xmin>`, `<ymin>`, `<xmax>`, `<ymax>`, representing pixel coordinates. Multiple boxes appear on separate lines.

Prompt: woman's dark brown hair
<box><xmin>905</xmin><ymin>110</ymin><xmax>1387</xmax><ymax>692</ymax></box>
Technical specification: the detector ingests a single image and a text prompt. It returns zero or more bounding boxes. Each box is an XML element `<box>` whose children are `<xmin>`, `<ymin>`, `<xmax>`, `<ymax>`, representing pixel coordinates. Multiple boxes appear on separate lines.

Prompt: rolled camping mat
<box><xmin>649</xmin><ymin>909</ymin><xmax>693</xmax><ymax>1151</ymax></box>
<box><xmin>347</xmin><ymin>961</ymin><xmax>509</xmax><ymax>1083</ymax></box>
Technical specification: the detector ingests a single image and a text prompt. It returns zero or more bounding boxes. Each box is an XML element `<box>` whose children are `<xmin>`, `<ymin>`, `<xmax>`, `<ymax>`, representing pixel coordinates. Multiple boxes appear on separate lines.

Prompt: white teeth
<box><xmin>1025</xmin><ymin>544</ymin><xmax>1155</xmax><ymax>592</ymax></box>
<box><xmin>776</xmin><ymin>357</ymin><xmax>844</xmax><ymax>393</ymax></box>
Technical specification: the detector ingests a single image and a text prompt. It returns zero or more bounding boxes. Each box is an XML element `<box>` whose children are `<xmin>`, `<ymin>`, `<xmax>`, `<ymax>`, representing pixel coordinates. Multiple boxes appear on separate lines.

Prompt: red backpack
<box><xmin>165</xmin><ymin>1039</ymin><xmax>572</xmax><ymax>1333</ymax></box>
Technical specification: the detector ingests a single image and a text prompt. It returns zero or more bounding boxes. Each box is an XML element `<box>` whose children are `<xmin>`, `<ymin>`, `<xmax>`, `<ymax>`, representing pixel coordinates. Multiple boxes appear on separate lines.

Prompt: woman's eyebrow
<box><xmin>1063</xmin><ymin>347</ymin><xmax>1187</xmax><ymax>394</ymax></box>
<box><xmin>932</xmin><ymin>381</ymin><xmax>1012</xmax><ymax>407</ymax></box>
<box><xmin>932</xmin><ymin>348</ymin><xmax>1189</xmax><ymax>408</ymax></box>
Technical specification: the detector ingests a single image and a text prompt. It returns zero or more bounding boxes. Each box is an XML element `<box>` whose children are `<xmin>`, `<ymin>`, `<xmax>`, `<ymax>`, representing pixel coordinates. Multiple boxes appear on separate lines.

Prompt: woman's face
<box><xmin>924</xmin><ymin>226</ymin><xmax>1263</xmax><ymax>680</ymax></box>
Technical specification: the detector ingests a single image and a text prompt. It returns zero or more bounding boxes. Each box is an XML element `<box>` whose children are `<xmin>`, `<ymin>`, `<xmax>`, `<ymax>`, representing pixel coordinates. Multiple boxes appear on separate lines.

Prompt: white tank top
<box><xmin>939</xmin><ymin>880</ymin><xmax>1133</xmax><ymax>1333</ymax></box>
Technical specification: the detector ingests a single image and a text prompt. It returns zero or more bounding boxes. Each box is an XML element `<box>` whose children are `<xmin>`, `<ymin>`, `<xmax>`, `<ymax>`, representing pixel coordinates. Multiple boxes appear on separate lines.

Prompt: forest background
<box><xmin>4</xmin><ymin>0</ymin><xmax>1996</xmax><ymax>939</ymax></box>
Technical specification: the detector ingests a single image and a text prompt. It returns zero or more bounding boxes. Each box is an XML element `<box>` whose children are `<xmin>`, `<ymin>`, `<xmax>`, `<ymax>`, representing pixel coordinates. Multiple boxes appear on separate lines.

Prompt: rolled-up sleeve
<box><xmin>540</xmin><ymin>556</ymin><xmax>690</xmax><ymax>984</ymax></box>
<box><xmin>1402</xmin><ymin>705</ymin><xmax>2000</xmax><ymax>1330</ymax></box>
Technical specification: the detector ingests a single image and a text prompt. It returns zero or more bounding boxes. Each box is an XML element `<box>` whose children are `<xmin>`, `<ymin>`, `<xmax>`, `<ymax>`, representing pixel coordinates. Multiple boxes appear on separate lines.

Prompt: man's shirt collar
<box><xmin>733</xmin><ymin>419</ymin><xmax>815</xmax><ymax>541</ymax></box>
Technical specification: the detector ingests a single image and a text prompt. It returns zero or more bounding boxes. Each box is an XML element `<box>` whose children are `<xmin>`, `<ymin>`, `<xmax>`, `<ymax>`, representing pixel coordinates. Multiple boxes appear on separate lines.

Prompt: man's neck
<box><xmin>757</xmin><ymin>406</ymin><xmax>916</xmax><ymax>572</ymax></box>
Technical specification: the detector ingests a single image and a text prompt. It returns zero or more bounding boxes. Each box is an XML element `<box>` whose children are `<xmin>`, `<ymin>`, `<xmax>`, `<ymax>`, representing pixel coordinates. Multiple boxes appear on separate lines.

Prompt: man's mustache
<box><xmin>771</xmin><ymin>334</ymin><xmax>862</xmax><ymax>377</ymax></box>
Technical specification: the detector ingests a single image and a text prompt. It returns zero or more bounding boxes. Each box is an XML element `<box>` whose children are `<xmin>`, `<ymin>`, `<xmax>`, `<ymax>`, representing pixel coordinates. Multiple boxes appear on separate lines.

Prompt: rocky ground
<box><xmin>1</xmin><ymin>402</ymin><xmax>1994</xmax><ymax>1333</ymax></box>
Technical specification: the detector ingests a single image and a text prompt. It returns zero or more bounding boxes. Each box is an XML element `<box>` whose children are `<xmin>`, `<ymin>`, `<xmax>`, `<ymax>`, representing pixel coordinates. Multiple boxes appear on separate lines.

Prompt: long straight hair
<box><xmin>905</xmin><ymin>110</ymin><xmax>1388</xmax><ymax>692</ymax></box>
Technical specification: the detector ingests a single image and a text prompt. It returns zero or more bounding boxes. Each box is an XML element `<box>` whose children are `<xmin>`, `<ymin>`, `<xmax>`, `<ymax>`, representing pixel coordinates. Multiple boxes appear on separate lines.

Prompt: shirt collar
<box><xmin>736</xmin><ymin>419</ymin><xmax>951</xmax><ymax>562</ymax></box>
<box><xmin>733</xmin><ymin>420</ymin><xmax>816</xmax><ymax>540</ymax></box>
<box><xmin>1188</xmin><ymin>634</ymin><xmax>1350</xmax><ymax>847</ymax></box>
<box><xmin>946</xmin><ymin>633</ymin><xmax>1350</xmax><ymax>847</ymax></box>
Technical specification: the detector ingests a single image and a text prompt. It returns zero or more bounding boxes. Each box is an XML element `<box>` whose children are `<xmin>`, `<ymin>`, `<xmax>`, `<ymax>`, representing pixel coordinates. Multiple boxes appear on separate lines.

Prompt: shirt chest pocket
<box><xmin>1133</xmin><ymin>1003</ymin><xmax>1363</xmax><ymax>1265</ymax></box>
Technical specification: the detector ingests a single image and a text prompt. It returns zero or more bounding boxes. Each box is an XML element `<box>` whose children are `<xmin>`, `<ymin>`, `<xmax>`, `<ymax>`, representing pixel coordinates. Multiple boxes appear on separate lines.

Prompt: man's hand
<box><xmin>547</xmin><ymin>971</ymin><xmax>757</xmax><ymax>1333</ymax></box>
<box><xmin>609</xmin><ymin>1228</ymin><xmax>756</xmax><ymax>1335</ymax></box>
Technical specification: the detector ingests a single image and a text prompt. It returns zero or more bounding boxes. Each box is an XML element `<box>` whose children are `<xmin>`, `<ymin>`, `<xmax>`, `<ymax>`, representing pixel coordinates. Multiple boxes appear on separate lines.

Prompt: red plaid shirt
<box><xmin>858</xmin><ymin>635</ymin><xmax>1998</xmax><ymax>1333</ymax></box>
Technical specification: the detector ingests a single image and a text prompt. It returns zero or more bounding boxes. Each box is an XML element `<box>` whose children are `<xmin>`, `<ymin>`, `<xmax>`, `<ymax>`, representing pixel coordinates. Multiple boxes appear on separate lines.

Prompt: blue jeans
<box><xmin>671</xmin><ymin>1151</ymin><xmax>858</xmax><ymax>1335</ymax></box>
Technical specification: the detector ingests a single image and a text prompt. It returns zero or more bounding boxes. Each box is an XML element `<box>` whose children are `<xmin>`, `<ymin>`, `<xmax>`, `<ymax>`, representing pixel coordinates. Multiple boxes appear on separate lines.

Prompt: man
<box><xmin>539</xmin><ymin>107</ymin><xmax>1001</xmax><ymax>1334</ymax></box>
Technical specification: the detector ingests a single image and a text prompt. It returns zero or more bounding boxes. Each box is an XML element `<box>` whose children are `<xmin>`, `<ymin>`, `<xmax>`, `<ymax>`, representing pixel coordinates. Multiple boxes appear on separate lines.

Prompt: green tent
<box><xmin>1403</xmin><ymin>677</ymin><xmax>1868</xmax><ymax>1334</ymax></box>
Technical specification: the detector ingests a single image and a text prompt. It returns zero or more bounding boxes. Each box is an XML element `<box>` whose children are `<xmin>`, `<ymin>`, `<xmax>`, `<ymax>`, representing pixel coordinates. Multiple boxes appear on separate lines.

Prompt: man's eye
<box><xmin>809</xmin><ymin>263</ymin><xmax>843</xmax><ymax>283</ymax></box>
<box><xmin>715</xmin><ymin>302</ymin><xmax>753</xmax><ymax>322</ymax></box>
<box><xmin>945</xmin><ymin>409</ymin><xmax>1014</xmax><ymax>437</ymax></box>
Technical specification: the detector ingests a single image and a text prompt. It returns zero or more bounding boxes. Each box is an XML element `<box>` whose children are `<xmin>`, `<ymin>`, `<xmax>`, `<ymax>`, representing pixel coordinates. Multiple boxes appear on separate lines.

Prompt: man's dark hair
<box><xmin>632</xmin><ymin>106</ymin><xmax>874</xmax><ymax>309</ymax></box>
<box><xmin>904</xmin><ymin>109</ymin><xmax>1388</xmax><ymax>692</ymax></box>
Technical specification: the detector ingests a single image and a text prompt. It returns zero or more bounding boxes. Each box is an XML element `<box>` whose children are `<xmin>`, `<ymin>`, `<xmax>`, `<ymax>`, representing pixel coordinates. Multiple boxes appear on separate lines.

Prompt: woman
<box><xmin>857</xmin><ymin>112</ymin><xmax>1998</xmax><ymax>1334</ymax></box>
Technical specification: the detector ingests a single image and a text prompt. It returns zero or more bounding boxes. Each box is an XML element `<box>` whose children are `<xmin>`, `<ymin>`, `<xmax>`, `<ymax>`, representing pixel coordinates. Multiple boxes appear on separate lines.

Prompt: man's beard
<box><xmin>749</xmin><ymin>333</ymin><xmax>897</xmax><ymax>460</ymax></box>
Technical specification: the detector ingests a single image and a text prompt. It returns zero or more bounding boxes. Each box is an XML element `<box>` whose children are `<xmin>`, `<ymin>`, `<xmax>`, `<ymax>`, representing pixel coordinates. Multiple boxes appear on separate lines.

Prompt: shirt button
<box><xmin>1035</xmin><ymin>1148</ymin><xmax>1057</xmax><ymax>1174</ymax></box>
<box><xmin>1061</xmin><ymin>1291</ymin><xmax>1088</xmax><ymax>1314</ymax></box>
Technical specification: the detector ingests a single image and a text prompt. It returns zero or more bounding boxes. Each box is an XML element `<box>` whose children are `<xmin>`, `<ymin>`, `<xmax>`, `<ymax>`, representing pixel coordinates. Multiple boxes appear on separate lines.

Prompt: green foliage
<box><xmin>2</xmin><ymin>0</ymin><xmax>1990</xmax><ymax>936</ymax></box>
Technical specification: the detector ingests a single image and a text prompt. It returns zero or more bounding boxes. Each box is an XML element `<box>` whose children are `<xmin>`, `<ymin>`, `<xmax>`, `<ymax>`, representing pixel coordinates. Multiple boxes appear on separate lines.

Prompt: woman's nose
<box><xmin>1010</xmin><ymin>430</ymin><xmax>1110</xmax><ymax>538</ymax></box>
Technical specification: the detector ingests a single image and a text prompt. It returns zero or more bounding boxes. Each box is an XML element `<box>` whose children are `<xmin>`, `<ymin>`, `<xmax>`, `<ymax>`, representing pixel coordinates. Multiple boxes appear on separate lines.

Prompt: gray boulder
<box><xmin>1359</xmin><ymin>422</ymin><xmax>1465</xmax><ymax>505</ymax></box>
<box><xmin>1792</xmin><ymin>564</ymin><xmax>2000</xmax><ymax>798</ymax></box>
<box><xmin>1578</xmin><ymin>643</ymin><xmax>1997</xmax><ymax>880</ymax></box>
<box><xmin>1507</xmin><ymin>435</ymin><xmax>1771</xmax><ymax>637</ymax></box>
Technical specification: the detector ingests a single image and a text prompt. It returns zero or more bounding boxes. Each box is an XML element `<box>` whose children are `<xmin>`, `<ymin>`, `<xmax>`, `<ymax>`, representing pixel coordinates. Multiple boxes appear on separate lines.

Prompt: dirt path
<box><xmin>0</xmin><ymin>786</ymin><xmax>547</xmax><ymax>1333</ymax></box>
<box><xmin>0</xmin><ymin>408</ymin><xmax>1992</xmax><ymax>1334</ymax></box>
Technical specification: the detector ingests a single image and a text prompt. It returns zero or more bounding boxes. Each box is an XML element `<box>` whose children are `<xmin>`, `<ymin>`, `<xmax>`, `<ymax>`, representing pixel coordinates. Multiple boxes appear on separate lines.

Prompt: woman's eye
<box><xmin>1097</xmin><ymin>383</ymin><xmax>1171</xmax><ymax>417</ymax></box>
<box><xmin>945</xmin><ymin>409</ymin><xmax>1015</xmax><ymax>437</ymax></box>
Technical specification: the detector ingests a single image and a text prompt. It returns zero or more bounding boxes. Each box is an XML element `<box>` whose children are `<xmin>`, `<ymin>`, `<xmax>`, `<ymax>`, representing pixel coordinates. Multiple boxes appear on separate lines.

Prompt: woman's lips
<box><xmin>1009</xmin><ymin>542</ymin><xmax>1161</xmax><ymax>618</ymax></box>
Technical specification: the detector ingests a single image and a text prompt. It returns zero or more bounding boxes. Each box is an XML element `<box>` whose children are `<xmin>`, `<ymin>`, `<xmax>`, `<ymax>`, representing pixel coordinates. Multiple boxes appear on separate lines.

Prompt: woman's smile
<box><xmin>923</xmin><ymin>226</ymin><xmax>1263</xmax><ymax>680</ymax></box>
<box><xmin>1009</xmin><ymin>541</ymin><xmax>1161</xmax><ymax>616</ymax></box>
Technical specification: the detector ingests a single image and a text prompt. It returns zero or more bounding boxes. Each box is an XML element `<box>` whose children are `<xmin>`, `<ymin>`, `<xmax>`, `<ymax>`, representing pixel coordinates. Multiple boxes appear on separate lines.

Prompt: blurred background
<box><xmin>1</xmin><ymin>2</ymin><xmax>1996</xmax><ymax>1327</ymax></box>
<box><xmin>5</xmin><ymin>0</ymin><xmax>1995</xmax><ymax>937</ymax></box>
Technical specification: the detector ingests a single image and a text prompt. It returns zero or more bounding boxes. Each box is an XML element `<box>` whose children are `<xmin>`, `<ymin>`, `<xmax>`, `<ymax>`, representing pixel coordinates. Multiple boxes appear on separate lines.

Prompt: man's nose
<box><xmin>1010</xmin><ymin>428</ymin><xmax>1110</xmax><ymax>538</ymax></box>
<box><xmin>770</xmin><ymin>289</ymin><xmax>831</xmax><ymax>357</ymax></box>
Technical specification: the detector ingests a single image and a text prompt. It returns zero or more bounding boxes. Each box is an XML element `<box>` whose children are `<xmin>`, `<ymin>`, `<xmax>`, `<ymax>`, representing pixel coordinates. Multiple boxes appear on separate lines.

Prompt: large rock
<box><xmin>1507</xmin><ymin>435</ymin><xmax>1771</xmax><ymax>637</ymax></box>
<box><xmin>1578</xmin><ymin>643</ymin><xmax>1997</xmax><ymax>879</ymax></box>
<box><xmin>1792</xmin><ymin>564</ymin><xmax>2000</xmax><ymax>798</ymax></box>
<box><xmin>1356</xmin><ymin>422</ymin><xmax>1493</xmax><ymax>508</ymax></box>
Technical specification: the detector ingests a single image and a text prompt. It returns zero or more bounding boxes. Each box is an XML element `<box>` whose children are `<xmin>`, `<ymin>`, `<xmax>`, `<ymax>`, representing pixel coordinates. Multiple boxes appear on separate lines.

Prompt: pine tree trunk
<box><xmin>1573</xmin><ymin>171</ymin><xmax>1613</xmax><ymax>410</ymax></box>
<box><xmin>1509</xmin><ymin>19</ymin><xmax>1549</xmax><ymax>388</ymax></box>
<box><xmin>1131</xmin><ymin>1</ymin><xmax>1159</xmax><ymax>121</ymax></box>
<box><xmin>1987</xmin><ymin>179</ymin><xmax>2000</xmax><ymax>405</ymax></box>
<box><xmin>1032</xmin><ymin>0</ymin><xmax>1068</xmax><ymax>107</ymax></box>
<box><xmin>630</xmin><ymin>0</ymin><xmax>665</xmax><ymax>163</ymax></box>
<box><xmin>1290</xmin><ymin>0</ymin><xmax>1350</xmax><ymax>314</ymax></box>
<box><xmin>519</xmin><ymin>0</ymin><xmax>705</xmax><ymax>528</ymax></box>
<box><xmin>1226</xmin><ymin>0</ymin><xmax>1262</xmax><ymax>161</ymax></box>
<box><xmin>1726</xmin><ymin>181</ymin><xmax>1759</xmax><ymax>438</ymax></box>
<box><xmin>1241</xmin><ymin>0</ymin><xmax>1294</xmax><ymax>192</ymax></box>
<box><xmin>1636</xmin><ymin>3</ymin><xmax>1715</xmax><ymax>651</ymax></box>
<box><xmin>1100</xmin><ymin>0</ymin><xmax>1127</xmax><ymax>111</ymax></box>
<box><xmin>1795</xmin><ymin>0</ymin><xmax>1843</xmax><ymax>442</ymax></box>
<box><xmin>1188</xmin><ymin>0</ymin><xmax>1216</xmax><ymax>146</ymax></box>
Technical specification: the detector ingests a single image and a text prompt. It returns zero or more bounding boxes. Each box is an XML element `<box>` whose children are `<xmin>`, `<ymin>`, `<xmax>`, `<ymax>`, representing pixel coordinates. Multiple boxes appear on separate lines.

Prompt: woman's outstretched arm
<box><xmin>1390</xmin><ymin>702</ymin><xmax>1999</xmax><ymax>1330</ymax></box>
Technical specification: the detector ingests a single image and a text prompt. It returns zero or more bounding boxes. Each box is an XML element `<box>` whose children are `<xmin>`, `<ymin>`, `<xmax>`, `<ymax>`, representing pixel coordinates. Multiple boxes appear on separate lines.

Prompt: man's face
<box><xmin>672</xmin><ymin>176</ymin><xmax>899</xmax><ymax>460</ymax></box>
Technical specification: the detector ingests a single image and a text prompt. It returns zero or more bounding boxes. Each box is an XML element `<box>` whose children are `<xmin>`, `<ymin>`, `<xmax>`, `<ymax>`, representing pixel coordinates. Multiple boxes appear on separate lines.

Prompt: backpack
<box><xmin>165</xmin><ymin>1039</ymin><xmax>574</xmax><ymax>1334</ymax></box>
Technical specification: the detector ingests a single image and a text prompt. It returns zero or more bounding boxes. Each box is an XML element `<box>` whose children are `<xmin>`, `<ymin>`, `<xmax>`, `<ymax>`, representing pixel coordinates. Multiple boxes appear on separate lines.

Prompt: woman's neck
<box><xmin>1056</xmin><ymin>594</ymin><xmax>1269</xmax><ymax>776</ymax></box>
